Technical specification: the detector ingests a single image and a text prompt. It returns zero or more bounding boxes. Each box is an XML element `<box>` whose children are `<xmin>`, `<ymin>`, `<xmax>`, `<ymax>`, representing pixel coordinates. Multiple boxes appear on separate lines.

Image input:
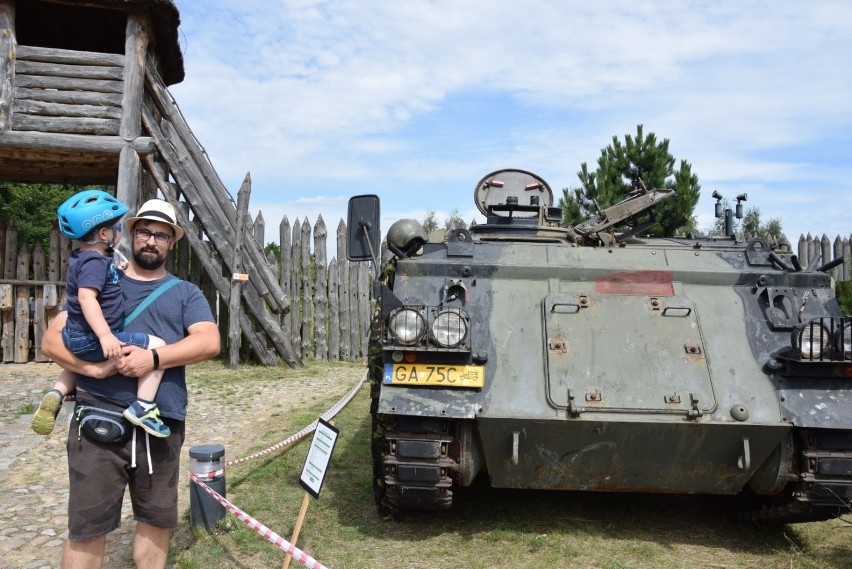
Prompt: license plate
<box><xmin>383</xmin><ymin>363</ymin><xmax>485</xmax><ymax>388</ymax></box>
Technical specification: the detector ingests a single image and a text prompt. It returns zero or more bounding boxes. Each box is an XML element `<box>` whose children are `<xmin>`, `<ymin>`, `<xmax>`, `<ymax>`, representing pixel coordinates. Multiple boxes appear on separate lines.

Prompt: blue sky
<box><xmin>168</xmin><ymin>0</ymin><xmax>852</xmax><ymax>254</ymax></box>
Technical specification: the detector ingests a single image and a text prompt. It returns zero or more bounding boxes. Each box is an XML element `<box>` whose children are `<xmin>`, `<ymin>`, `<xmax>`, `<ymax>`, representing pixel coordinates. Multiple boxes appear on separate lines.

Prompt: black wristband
<box><xmin>152</xmin><ymin>348</ymin><xmax>160</xmax><ymax>370</ymax></box>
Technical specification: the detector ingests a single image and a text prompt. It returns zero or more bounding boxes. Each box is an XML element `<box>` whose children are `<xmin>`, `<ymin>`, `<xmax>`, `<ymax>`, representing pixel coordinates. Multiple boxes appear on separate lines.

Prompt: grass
<box><xmin>169</xmin><ymin>364</ymin><xmax>852</xmax><ymax>569</ymax></box>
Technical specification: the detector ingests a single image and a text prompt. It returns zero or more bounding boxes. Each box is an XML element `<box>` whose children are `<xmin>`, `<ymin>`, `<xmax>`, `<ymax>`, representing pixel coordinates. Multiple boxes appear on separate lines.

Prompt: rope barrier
<box><xmin>224</xmin><ymin>371</ymin><xmax>367</xmax><ymax>467</ymax></box>
<box><xmin>190</xmin><ymin>473</ymin><xmax>329</xmax><ymax>569</ymax></box>
<box><xmin>188</xmin><ymin>370</ymin><xmax>369</xmax><ymax>568</ymax></box>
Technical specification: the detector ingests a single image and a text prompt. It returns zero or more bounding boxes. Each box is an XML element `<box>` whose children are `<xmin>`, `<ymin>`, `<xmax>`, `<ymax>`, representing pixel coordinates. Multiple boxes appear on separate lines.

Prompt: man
<box><xmin>43</xmin><ymin>199</ymin><xmax>220</xmax><ymax>569</ymax></box>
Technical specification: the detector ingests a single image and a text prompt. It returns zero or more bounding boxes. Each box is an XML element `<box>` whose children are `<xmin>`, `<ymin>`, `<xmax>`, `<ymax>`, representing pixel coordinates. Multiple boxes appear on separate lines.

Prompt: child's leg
<box><xmin>51</xmin><ymin>369</ymin><xmax>77</xmax><ymax>397</ymax></box>
<box><xmin>32</xmin><ymin>370</ymin><xmax>76</xmax><ymax>435</ymax></box>
<box><xmin>122</xmin><ymin>335</ymin><xmax>171</xmax><ymax>438</ymax></box>
<box><xmin>135</xmin><ymin>336</ymin><xmax>165</xmax><ymax>401</ymax></box>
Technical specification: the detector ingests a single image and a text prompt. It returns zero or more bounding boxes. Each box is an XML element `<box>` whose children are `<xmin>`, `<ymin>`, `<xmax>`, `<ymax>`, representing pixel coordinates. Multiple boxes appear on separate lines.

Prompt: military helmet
<box><xmin>387</xmin><ymin>218</ymin><xmax>427</xmax><ymax>255</ymax></box>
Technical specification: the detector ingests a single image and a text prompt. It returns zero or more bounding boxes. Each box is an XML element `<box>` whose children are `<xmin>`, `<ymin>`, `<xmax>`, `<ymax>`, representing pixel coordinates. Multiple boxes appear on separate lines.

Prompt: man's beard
<box><xmin>133</xmin><ymin>245</ymin><xmax>167</xmax><ymax>270</ymax></box>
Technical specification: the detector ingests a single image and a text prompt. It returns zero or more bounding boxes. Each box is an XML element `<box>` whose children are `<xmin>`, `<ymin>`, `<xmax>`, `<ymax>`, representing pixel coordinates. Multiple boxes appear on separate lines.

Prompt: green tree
<box><xmin>422</xmin><ymin>210</ymin><xmax>438</xmax><ymax>235</ymax></box>
<box><xmin>0</xmin><ymin>182</ymin><xmax>80</xmax><ymax>248</ymax></box>
<box><xmin>741</xmin><ymin>206</ymin><xmax>783</xmax><ymax>242</ymax></box>
<box><xmin>560</xmin><ymin>125</ymin><xmax>701</xmax><ymax>237</ymax></box>
<box><xmin>264</xmin><ymin>241</ymin><xmax>281</xmax><ymax>259</ymax></box>
<box><xmin>713</xmin><ymin>205</ymin><xmax>783</xmax><ymax>242</ymax></box>
<box><xmin>444</xmin><ymin>208</ymin><xmax>467</xmax><ymax>230</ymax></box>
<box><xmin>837</xmin><ymin>281</ymin><xmax>852</xmax><ymax>316</ymax></box>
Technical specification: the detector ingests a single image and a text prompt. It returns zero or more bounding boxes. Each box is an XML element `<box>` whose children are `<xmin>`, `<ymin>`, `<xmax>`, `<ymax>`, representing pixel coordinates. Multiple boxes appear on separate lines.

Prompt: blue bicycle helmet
<box><xmin>57</xmin><ymin>189</ymin><xmax>128</xmax><ymax>240</ymax></box>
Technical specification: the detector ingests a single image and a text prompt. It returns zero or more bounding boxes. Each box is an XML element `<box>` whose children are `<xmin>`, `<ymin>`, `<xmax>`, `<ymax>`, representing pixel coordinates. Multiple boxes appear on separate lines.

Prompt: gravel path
<box><xmin>0</xmin><ymin>361</ymin><xmax>360</xmax><ymax>568</ymax></box>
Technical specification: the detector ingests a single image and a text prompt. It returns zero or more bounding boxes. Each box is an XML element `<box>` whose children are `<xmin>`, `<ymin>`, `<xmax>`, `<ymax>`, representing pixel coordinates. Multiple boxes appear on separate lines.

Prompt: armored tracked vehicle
<box><xmin>347</xmin><ymin>168</ymin><xmax>852</xmax><ymax>522</ymax></box>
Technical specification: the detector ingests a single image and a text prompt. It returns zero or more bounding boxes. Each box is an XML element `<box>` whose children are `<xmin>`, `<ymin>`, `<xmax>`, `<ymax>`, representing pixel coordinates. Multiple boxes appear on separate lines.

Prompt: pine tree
<box><xmin>560</xmin><ymin>125</ymin><xmax>701</xmax><ymax>237</ymax></box>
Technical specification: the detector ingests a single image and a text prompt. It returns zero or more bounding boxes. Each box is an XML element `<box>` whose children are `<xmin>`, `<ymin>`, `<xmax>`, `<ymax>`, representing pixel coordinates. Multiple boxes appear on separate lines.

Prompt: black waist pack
<box><xmin>75</xmin><ymin>396</ymin><xmax>133</xmax><ymax>444</ymax></box>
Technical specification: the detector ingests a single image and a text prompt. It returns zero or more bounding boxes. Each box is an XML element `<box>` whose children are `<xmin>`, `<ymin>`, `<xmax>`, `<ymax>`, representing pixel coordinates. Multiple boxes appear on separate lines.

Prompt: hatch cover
<box><xmin>543</xmin><ymin>293</ymin><xmax>716</xmax><ymax>415</ymax></box>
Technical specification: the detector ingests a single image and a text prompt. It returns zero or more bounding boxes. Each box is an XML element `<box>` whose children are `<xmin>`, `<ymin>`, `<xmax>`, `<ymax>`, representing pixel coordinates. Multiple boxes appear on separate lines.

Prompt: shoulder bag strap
<box><xmin>122</xmin><ymin>278</ymin><xmax>181</xmax><ymax>329</ymax></box>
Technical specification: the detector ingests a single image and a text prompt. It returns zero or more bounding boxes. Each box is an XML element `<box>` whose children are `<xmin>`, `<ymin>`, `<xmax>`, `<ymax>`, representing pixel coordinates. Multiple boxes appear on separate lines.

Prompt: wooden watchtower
<box><xmin>0</xmin><ymin>0</ymin><xmax>303</xmax><ymax>367</ymax></box>
<box><xmin>0</xmin><ymin>0</ymin><xmax>182</xmax><ymax>213</ymax></box>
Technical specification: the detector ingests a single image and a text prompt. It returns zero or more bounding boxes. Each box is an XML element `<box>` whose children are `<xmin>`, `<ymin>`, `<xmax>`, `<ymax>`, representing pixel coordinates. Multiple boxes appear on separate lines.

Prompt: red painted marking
<box><xmin>595</xmin><ymin>271</ymin><xmax>674</xmax><ymax>295</ymax></box>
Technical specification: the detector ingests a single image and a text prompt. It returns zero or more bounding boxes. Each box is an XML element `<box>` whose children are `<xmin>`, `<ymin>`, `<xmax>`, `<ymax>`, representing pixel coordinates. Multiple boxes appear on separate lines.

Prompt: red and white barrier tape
<box><xmin>193</xmin><ymin>468</ymin><xmax>225</xmax><ymax>481</ymax></box>
<box><xmin>186</xmin><ymin>371</ymin><xmax>368</xmax><ymax>567</ymax></box>
<box><xmin>190</xmin><ymin>473</ymin><xmax>329</xmax><ymax>569</ymax></box>
<box><xmin>225</xmin><ymin>371</ymin><xmax>367</xmax><ymax>467</ymax></box>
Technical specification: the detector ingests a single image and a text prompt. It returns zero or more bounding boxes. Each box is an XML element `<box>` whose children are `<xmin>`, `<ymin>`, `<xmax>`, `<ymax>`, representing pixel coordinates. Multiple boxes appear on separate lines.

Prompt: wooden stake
<box><xmin>282</xmin><ymin>492</ymin><xmax>312</xmax><ymax>569</ymax></box>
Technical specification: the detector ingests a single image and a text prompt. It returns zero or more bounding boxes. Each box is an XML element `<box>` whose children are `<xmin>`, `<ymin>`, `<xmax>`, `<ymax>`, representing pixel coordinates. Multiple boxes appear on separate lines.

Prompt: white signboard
<box><xmin>299</xmin><ymin>418</ymin><xmax>340</xmax><ymax>499</ymax></box>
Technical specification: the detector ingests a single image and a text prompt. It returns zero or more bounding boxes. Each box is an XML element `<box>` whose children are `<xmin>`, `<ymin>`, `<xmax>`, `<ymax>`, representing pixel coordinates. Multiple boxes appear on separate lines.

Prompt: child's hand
<box><xmin>100</xmin><ymin>334</ymin><xmax>125</xmax><ymax>360</ymax></box>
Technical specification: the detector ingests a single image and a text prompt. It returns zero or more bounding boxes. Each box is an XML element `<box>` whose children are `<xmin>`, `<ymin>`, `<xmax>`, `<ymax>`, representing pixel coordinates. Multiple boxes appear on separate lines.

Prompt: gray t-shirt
<box><xmin>77</xmin><ymin>272</ymin><xmax>215</xmax><ymax>420</ymax></box>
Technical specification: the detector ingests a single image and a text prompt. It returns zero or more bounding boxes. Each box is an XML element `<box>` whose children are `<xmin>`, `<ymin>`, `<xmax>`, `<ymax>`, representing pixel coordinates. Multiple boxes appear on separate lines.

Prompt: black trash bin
<box><xmin>188</xmin><ymin>444</ymin><xmax>226</xmax><ymax>530</ymax></box>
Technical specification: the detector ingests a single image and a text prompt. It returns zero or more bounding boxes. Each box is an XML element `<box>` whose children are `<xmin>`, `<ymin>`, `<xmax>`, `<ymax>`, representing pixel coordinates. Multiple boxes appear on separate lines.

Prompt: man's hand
<box><xmin>116</xmin><ymin>345</ymin><xmax>154</xmax><ymax>378</ymax></box>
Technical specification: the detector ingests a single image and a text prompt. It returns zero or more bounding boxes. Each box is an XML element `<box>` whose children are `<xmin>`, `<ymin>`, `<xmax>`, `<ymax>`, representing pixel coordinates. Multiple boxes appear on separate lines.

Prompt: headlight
<box><xmin>835</xmin><ymin>321</ymin><xmax>852</xmax><ymax>360</ymax></box>
<box><xmin>797</xmin><ymin>321</ymin><xmax>831</xmax><ymax>359</ymax></box>
<box><xmin>389</xmin><ymin>308</ymin><xmax>426</xmax><ymax>345</ymax></box>
<box><xmin>431</xmin><ymin>309</ymin><xmax>468</xmax><ymax>348</ymax></box>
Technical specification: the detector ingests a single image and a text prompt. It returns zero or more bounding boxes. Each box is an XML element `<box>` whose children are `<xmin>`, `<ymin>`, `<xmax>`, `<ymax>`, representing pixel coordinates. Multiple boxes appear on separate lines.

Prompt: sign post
<box><xmin>283</xmin><ymin>418</ymin><xmax>340</xmax><ymax>569</ymax></box>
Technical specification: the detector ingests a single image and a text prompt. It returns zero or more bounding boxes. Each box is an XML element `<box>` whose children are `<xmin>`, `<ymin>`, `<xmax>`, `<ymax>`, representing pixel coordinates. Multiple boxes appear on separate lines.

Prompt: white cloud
<box><xmin>168</xmin><ymin>0</ymin><xmax>852</xmax><ymax>248</ymax></box>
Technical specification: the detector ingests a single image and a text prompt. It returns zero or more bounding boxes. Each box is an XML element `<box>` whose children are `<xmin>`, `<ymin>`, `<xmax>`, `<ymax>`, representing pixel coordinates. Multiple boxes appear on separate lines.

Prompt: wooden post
<box><xmin>175</xmin><ymin>201</ymin><xmax>191</xmax><ymax>280</ymax></box>
<box><xmin>300</xmin><ymin>218</ymin><xmax>311</xmax><ymax>359</ymax></box>
<box><xmin>2</xmin><ymin>219</ymin><xmax>16</xmax><ymax>361</ymax></box>
<box><xmin>229</xmin><ymin>174</ymin><xmax>251</xmax><ymax>369</ymax></box>
<box><xmin>122</xmin><ymin>12</ymin><xmax>147</xmax><ymax>140</ymax></box>
<box><xmin>290</xmin><ymin>221</ymin><xmax>301</xmax><ymax>355</ymax></box>
<box><xmin>282</xmin><ymin>492</ymin><xmax>311</xmax><ymax>569</ymax></box>
<box><xmin>46</xmin><ymin>226</ymin><xmax>61</xmax><ymax>334</ymax></box>
<box><xmin>313</xmin><ymin>215</ymin><xmax>328</xmax><ymax>360</ymax></box>
<box><xmin>328</xmin><ymin>259</ymin><xmax>339</xmax><ymax>361</ymax></box>
<box><xmin>32</xmin><ymin>243</ymin><xmax>46</xmax><ymax>361</ymax></box>
<box><xmin>348</xmin><ymin>260</ymin><xmax>359</xmax><ymax>361</ymax></box>
<box><xmin>280</xmin><ymin>215</ymin><xmax>291</xmax><ymax>340</ymax></box>
<box><xmin>338</xmin><ymin>220</ymin><xmax>349</xmax><ymax>361</ymax></box>
<box><xmin>14</xmin><ymin>245</ymin><xmax>29</xmax><ymax>362</ymax></box>
<box><xmin>117</xmin><ymin>12</ymin><xmax>148</xmax><ymax>209</ymax></box>
<box><xmin>0</xmin><ymin>0</ymin><xmax>16</xmax><ymax>133</ymax></box>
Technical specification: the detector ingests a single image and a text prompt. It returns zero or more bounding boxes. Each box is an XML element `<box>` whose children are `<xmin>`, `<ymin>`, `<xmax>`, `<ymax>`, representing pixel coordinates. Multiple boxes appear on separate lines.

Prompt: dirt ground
<box><xmin>0</xmin><ymin>360</ymin><xmax>362</xmax><ymax>568</ymax></box>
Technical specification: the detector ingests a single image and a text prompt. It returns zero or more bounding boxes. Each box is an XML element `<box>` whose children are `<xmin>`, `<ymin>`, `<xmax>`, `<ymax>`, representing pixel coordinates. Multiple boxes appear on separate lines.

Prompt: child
<box><xmin>31</xmin><ymin>189</ymin><xmax>170</xmax><ymax>438</ymax></box>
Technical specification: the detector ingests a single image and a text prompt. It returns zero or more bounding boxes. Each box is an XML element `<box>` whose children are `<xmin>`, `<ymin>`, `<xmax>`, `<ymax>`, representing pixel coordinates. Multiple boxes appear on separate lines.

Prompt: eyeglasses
<box><xmin>134</xmin><ymin>228</ymin><xmax>174</xmax><ymax>245</ymax></box>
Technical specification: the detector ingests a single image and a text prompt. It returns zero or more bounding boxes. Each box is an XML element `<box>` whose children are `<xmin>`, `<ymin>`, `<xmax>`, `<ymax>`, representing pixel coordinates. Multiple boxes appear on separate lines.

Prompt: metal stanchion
<box><xmin>189</xmin><ymin>444</ymin><xmax>225</xmax><ymax>530</ymax></box>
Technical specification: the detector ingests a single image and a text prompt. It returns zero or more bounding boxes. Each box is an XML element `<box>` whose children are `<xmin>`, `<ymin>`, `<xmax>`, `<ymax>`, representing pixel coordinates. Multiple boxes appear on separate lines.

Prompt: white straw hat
<box><xmin>125</xmin><ymin>199</ymin><xmax>185</xmax><ymax>241</ymax></box>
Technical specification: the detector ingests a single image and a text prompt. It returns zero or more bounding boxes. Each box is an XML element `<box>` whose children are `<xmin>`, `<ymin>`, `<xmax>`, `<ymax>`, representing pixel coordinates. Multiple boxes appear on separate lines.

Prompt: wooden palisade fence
<box><xmin>798</xmin><ymin>233</ymin><xmax>852</xmax><ymax>281</ymax></box>
<box><xmin>0</xmin><ymin>215</ymin><xmax>374</xmax><ymax>364</ymax></box>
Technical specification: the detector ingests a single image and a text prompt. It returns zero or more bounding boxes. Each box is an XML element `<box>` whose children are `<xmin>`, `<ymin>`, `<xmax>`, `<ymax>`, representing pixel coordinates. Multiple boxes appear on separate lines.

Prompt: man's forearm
<box><xmin>42</xmin><ymin>311</ymin><xmax>115</xmax><ymax>378</ymax></box>
<box><xmin>157</xmin><ymin>322</ymin><xmax>220</xmax><ymax>369</ymax></box>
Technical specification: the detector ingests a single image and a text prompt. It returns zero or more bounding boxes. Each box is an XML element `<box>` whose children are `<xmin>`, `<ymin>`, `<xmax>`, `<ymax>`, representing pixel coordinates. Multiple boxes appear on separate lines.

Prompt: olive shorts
<box><xmin>66</xmin><ymin>396</ymin><xmax>185</xmax><ymax>541</ymax></box>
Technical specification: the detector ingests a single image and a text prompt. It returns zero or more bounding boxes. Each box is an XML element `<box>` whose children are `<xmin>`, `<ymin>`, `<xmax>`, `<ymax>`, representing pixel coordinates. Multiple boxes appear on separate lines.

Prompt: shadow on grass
<box><xmin>327</xmin><ymin>404</ymin><xmax>851</xmax><ymax>568</ymax></box>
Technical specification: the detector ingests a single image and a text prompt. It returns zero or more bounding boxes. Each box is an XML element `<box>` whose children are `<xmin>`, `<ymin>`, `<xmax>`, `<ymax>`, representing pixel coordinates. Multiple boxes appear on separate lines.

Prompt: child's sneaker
<box><xmin>123</xmin><ymin>401</ymin><xmax>171</xmax><ymax>438</ymax></box>
<box><xmin>32</xmin><ymin>390</ymin><xmax>63</xmax><ymax>435</ymax></box>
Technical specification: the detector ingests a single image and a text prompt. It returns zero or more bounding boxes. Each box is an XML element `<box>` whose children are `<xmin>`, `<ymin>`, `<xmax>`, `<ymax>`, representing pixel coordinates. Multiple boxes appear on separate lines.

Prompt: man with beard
<box><xmin>42</xmin><ymin>199</ymin><xmax>220</xmax><ymax>569</ymax></box>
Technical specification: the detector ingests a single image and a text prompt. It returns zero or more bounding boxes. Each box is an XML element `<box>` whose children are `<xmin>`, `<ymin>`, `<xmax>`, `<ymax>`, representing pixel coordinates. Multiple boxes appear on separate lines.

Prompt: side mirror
<box><xmin>346</xmin><ymin>194</ymin><xmax>381</xmax><ymax>262</ymax></box>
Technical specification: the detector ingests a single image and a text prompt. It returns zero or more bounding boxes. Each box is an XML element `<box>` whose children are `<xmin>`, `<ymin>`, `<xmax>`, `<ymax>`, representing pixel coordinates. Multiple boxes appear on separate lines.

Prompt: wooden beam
<box><xmin>0</xmin><ymin>131</ymin><xmax>154</xmax><ymax>153</ymax></box>
<box><xmin>0</xmin><ymin>1</ymin><xmax>15</xmax><ymax>133</ymax></box>
<box><xmin>121</xmin><ymin>12</ymin><xmax>148</xmax><ymax>141</ymax></box>
<box><xmin>14</xmin><ymin>98</ymin><xmax>122</xmax><ymax>119</ymax></box>
<box><xmin>15</xmin><ymin>60</ymin><xmax>124</xmax><ymax>81</ymax></box>
<box><xmin>15</xmin><ymin>87</ymin><xmax>123</xmax><ymax>107</ymax></box>
<box><xmin>116</xmin><ymin>144</ymin><xmax>141</xmax><ymax>208</ymax></box>
<box><xmin>16</xmin><ymin>45</ymin><xmax>125</xmax><ymax>67</ymax></box>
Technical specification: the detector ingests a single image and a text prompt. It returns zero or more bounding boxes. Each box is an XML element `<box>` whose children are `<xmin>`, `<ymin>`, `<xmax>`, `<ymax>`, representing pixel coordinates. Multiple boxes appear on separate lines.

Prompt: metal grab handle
<box><xmin>737</xmin><ymin>437</ymin><xmax>751</xmax><ymax>471</ymax></box>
